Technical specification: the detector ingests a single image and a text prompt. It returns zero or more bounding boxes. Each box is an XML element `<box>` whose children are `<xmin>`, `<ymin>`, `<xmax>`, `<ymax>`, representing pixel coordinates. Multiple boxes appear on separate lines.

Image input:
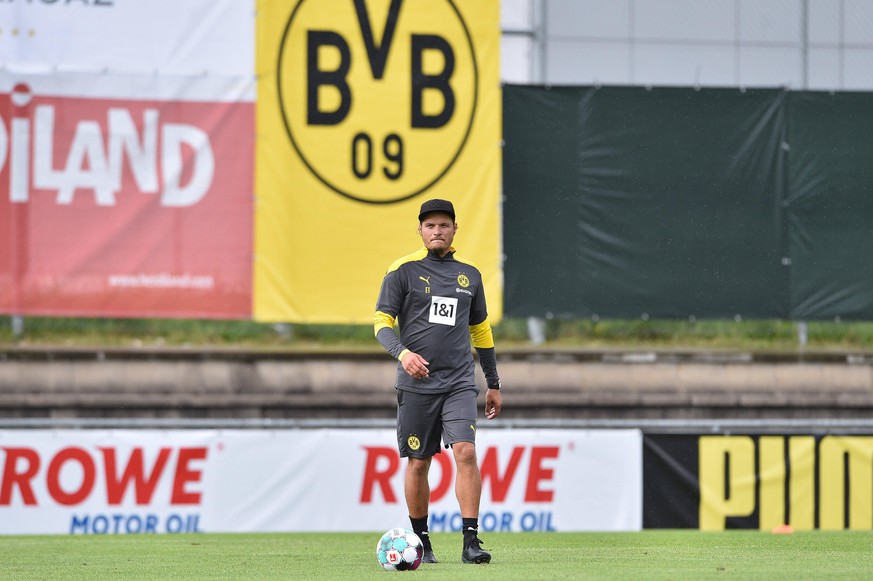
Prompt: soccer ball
<box><xmin>376</xmin><ymin>528</ymin><xmax>423</xmax><ymax>571</ymax></box>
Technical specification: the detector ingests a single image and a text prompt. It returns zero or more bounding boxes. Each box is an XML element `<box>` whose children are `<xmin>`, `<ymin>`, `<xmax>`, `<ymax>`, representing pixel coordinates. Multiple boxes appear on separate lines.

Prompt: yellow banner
<box><xmin>255</xmin><ymin>0</ymin><xmax>501</xmax><ymax>324</ymax></box>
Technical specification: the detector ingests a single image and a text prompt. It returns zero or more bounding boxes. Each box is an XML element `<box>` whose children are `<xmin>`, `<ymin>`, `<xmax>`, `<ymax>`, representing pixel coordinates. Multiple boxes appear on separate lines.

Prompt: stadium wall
<box><xmin>3</xmin><ymin>349</ymin><xmax>873</xmax><ymax>535</ymax></box>
<box><xmin>3</xmin><ymin>347</ymin><xmax>873</xmax><ymax>420</ymax></box>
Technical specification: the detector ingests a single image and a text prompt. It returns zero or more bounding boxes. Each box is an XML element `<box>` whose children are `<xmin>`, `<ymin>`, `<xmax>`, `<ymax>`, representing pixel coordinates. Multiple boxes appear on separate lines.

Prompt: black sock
<box><xmin>409</xmin><ymin>515</ymin><xmax>431</xmax><ymax>548</ymax></box>
<box><xmin>462</xmin><ymin>517</ymin><xmax>478</xmax><ymax>543</ymax></box>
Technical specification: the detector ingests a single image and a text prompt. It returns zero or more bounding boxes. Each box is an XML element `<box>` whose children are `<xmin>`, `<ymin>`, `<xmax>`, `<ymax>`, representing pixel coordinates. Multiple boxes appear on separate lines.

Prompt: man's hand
<box><xmin>400</xmin><ymin>351</ymin><xmax>429</xmax><ymax>380</ymax></box>
<box><xmin>485</xmin><ymin>388</ymin><xmax>502</xmax><ymax>420</ymax></box>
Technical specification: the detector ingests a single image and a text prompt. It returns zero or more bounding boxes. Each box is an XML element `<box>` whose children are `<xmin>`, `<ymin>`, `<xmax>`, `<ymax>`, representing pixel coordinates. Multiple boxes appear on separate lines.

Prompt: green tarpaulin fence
<box><xmin>503</xmin><ymin>85</ymin><xmax>873</xmax><ymax>320</ymax></box>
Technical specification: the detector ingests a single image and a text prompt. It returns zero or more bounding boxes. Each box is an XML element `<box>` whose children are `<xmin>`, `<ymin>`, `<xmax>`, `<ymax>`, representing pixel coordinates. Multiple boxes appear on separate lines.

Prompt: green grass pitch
<box><xmin>0</xmin><ymin>531</ymin><xmax>871</xmax><ymax>580</ymax></box>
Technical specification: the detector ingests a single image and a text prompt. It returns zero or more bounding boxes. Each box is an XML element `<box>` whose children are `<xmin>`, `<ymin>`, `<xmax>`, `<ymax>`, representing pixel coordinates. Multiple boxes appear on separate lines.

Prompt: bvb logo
<box><xmin>457</xmin><ymin>274</ymin><xmax>469</xmax><ymax>288</ymax></box>
<box><xmin>277</xmin><ymin>0</ymin><xmax>478</xmax><ymax>204</ymax></box>
<box><xmin>407</xmin><ymin>435</ymin><xmax>421</xmax><ymax>450</ymax></box>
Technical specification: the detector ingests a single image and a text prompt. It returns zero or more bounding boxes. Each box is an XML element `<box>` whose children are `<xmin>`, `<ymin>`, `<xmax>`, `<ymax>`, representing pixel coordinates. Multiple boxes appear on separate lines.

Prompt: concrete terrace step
<box><xmin>2</xmin><ymin>346</ymin><xmax>873</xmax><ymax>420</ymax></box>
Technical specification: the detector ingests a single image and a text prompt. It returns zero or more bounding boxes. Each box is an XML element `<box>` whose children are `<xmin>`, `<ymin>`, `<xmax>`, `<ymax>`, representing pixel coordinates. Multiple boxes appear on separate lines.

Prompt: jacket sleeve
<box><xmin>375</xmin><ymin>319</ymin><xmax>407</xmax><ymax>361</ymax></box>
<box><xmin>374</xmin><ymin>269</ymin><xmax>408</xmax><ymax>361</ymax></box>
<box><xmin>469</xmin><ymin>274</ymin><xmax>499</xmax><ymax>386</ymax></box>
<box><xmin>475</xmin><ymin>346</ymin><xmax>500</xmax><ymax>387</ymax></box>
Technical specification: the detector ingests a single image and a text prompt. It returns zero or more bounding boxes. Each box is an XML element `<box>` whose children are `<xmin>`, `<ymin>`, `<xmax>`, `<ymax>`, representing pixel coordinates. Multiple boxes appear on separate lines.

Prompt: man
<box><xmin>374</xmin><ymin>198</ymin><xmax>503</xmax><ymax>565</ymax></box>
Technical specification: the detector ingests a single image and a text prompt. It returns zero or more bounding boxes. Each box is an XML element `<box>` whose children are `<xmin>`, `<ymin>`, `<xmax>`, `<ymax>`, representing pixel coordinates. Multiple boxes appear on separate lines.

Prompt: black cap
<box><xmin>418</xmin><ymin>199</ymin><xmax>455</xmax><ymax>222</ymax></box>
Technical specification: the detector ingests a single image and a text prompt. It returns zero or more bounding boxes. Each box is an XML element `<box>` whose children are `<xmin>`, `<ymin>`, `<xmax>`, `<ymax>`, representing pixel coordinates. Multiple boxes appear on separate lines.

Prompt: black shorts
<box><xmin>396</xmin><ymin>387</ymin><xmax>479</xmax><ymax>458</ymax></box>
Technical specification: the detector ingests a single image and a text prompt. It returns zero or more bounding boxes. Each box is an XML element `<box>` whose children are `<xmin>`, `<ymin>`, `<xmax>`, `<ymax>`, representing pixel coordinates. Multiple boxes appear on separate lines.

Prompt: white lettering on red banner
<box><xmin>1</xmin><ymin>84</ymin><xmax>214</xmax><ymax>207</ymax></box>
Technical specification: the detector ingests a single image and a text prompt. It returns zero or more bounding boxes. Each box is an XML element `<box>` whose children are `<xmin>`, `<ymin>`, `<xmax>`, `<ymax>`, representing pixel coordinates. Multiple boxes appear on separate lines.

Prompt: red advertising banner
<box><xmin>0</xmin><ymin>0</ymin><xmax>255</xmax><ymax>319</ymax></box>
<box><xmin>0</xmin><ymin>87</ymin><xmax>253</xmax><ymax>318</ymax></box>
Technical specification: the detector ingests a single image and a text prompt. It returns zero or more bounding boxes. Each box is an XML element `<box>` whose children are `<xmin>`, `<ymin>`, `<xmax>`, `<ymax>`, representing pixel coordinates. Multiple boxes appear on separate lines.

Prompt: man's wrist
<box><xmin>487</xmin><ymin>381</ymin><xmax>501</xmax><ymax>390</ymax></box>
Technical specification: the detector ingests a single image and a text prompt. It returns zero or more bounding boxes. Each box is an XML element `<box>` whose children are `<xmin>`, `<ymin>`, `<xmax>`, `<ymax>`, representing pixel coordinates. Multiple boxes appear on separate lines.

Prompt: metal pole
<box><xmin>526</xmin><ymin>316</ymin><xmax>546</xmax><ymax>345</ymax></box>
<box><xmin>537</xmin><ymin>0</ymin><xmax>547</xmax><ymax>84</ymax></box>
<box><xmin>797</xmin><ymin>321</ymin><xmax>808</xmax><ymax>349</ymax></box>
<box><xmin>11</xmin><ymin>315</ymin><xmax>23</xmax><ymax>338</ymax></box>
<box><xmin>801</xmin><ymin>0</ymin><xmax>809</xmax><ymax>89</ymax></box>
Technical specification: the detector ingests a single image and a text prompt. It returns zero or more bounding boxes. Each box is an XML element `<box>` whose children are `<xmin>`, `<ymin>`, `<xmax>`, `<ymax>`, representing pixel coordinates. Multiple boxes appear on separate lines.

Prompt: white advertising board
<box><xmin>0</xmin><ymin>429</ymin><xmax>641</xmax><ymax>534</ymax></box>
<box><xmin>0</xmin><ymin>0</ymin><xmax>254</xmax><ymax>100</ymax></box>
